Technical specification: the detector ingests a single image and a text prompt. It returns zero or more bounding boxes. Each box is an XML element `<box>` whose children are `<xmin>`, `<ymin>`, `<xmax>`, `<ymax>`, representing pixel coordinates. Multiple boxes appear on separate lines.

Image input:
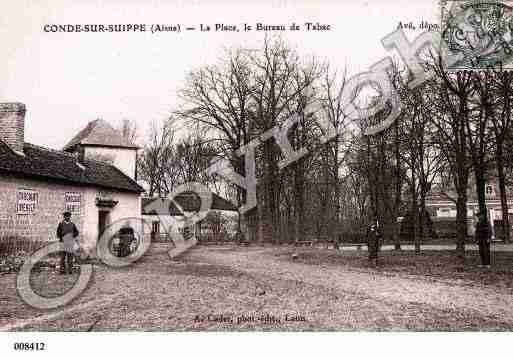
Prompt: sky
<box><xmin>0</xmin><ymin>0</ymin><xmax>438</xmax><ymax>149</ymax></box>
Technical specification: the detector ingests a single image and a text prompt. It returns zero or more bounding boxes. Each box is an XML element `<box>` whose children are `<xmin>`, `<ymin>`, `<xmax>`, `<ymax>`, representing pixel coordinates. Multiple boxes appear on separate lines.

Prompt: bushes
<box><xmin>399</xmin><ymin>209</ymin><xmax>437</xmax><ymax>240</ymax></box>
<box><xmin>0</xmin><ymin>235</ymin><xmax>47</xmax><ymax>273</ymax></box>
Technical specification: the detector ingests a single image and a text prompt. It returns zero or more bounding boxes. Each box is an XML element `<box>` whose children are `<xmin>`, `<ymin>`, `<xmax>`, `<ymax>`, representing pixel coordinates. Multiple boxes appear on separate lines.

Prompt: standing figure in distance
<box><xmin>367</xmin><ymin>221</ymin><xmax>380</xmax><ymax>267</ymax></box>
<box><xmin>475</xmin><ymin>211</ymin><xmax>491</xmax><ymax>268</ymax></box>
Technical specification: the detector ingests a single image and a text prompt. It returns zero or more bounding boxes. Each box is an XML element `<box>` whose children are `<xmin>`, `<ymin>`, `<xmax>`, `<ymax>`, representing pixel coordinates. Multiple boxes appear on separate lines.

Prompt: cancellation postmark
<box><xmin>441</xmin><ymin>0</ymin><xmax>513</xmax><ymax>69</ymax></box>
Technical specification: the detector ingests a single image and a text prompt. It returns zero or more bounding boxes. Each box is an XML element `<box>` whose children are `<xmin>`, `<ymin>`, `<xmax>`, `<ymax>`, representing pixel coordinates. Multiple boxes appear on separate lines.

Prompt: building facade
<box><xmin>426</xmin><ymin>181</ymin><xmax>513</xmax><ymax>239</ymax></box>
<box><xmin>0</xmin><ymin>103</ymin><xmax>144</xmax><ymax>254</ymax></box>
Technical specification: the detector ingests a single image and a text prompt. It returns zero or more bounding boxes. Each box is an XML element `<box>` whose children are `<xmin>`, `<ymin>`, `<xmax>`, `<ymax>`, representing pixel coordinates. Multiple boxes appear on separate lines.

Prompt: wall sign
<box><xmin>65</xmin><ymin>192</ymin><xmax>81</xmax><ymax>214</ymax></box>
<box><xmin>17</xmin><ymin>189</ymin><xmax>38</xmax><ymax>215</ymax></box>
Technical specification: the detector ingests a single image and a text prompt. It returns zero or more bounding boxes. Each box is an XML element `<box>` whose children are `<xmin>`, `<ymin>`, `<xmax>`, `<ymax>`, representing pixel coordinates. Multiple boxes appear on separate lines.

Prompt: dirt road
<box><xmin>1</xmin><ymin>245</ymin><xmax>512</xmax><ymax>331</ymax></box>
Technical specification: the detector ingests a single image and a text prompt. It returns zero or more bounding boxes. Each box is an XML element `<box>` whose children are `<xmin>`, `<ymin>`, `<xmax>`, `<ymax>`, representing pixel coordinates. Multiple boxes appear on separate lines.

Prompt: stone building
<box><xmin>0</xmin><ymin>103</ymin><xmax>144</xmax><ymax>253</ymax></box>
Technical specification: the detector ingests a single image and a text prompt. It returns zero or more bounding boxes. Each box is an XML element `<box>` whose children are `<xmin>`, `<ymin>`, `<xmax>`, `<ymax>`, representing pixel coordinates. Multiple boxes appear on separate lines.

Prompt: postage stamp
<box><xmin>441</xmin><ymin>0</ymin><xmax>513</xmax><ymax>69</ymax></box>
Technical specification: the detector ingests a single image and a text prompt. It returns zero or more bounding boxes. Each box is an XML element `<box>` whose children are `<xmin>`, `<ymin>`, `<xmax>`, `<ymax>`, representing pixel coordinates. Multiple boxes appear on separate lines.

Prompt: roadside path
<box><xmin>2</xmin><ymin>245</ymin><xmax>512</xmax><ymax>330</ymax></box>
<box><xmin>189</xmin><ymin>247</ymin><xmax>513</xmax><ymax>327</ymax></box>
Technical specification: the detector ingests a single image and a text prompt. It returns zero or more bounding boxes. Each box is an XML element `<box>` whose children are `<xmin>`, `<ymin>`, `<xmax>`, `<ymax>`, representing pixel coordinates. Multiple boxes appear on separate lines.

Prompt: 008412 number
<box><xmin>13</xmin><ymin>342</ymin><xmax>45</xmax><ymax>351</ymax></box>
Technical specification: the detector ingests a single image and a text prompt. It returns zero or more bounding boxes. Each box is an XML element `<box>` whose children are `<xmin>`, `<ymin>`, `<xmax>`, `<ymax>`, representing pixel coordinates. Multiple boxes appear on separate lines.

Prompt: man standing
<box><xmin>367</xmin><ymin>221</ymin><xmax>380</xmax><ymax>267</ymax></box>
<box><xmin>475</xmin><ymin>211</ymin><xmax>491</xmax><ymax>267</ymax></box>
<box><xmin>56</xmin><ymin>211</ymin><xmax>79</xmax><ymax>274</ymax></box>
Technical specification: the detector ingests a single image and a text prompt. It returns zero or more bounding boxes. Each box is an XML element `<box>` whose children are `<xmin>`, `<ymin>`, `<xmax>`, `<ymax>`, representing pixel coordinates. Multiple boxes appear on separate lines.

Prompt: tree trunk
<box><xmin>394</xmin><ymin>120</ymin><xmax>402</xmax><ymax>251</ymax></box>
<box><xmin>333</xmin><ymin>137</ymin><xmax>341</xmax><ymax>242</ymax></box>
<box><xmin>454</xmin><ymin>124</ymin><xmax>469</xmax><ymax>259</ymax></box>
<box><xmin>419</xmin><ymin>188</ymin><xmax>428</xmax><ymax>247</ymax></box>
<box><xmin>294</xmin><ymin>158</ymin><xmax>306</xmax><ymax>243</ymax></box>
<box><xmin>496</xmin><ymin>143</ymin><xmax>510</xmax><ymax>243</ymax></box>
<box><xmin>261</xmin><ymin>141</ymin><xmax>280</xmax><ymax>243</ymax></box>
<box><xmin>234</xmin><ymin>156</ymin><xmax>247</xmax><ymax>241</ymax></box>
<box><xmin>412</xmin><ymin>193</ymin><xmax>421</xmax><ymax>254</ymax></box>
<box><xmin>475</xmin><ymin>165</ymin><xmax>488</xmax><ymax>216</ymax></box>
<box><xmin>455</xmin><ymin>180</ymin><xmax>467</xmax><ymax>259</ymax></box>
<box><xmin>474</xmin><ymin>163</ymin><xmax>490</xmax><ymax>263</ymax></box>
<box><xmin>410</xmin><ymin>166</ymin><xmax>421</xmax><ymax>254</ymax></box>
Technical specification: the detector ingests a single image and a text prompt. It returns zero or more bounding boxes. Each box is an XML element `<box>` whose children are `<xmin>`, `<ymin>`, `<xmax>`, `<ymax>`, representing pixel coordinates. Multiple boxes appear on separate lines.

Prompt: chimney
<box><xmin>0</xmin><ymin>103</ymin><xmax>26</xmax><ymax>155</ymax></box>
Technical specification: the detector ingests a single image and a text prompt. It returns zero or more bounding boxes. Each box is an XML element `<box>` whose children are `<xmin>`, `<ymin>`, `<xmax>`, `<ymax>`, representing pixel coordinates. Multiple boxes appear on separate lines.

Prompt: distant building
<box><xmin>426</xmin><ymin>180</ymin><xmax>513</xmax><ymax>239</ymax></box>
<box><xmin>0</xmin><ymin>103</ymin><xmax>143</xmax><ymax>253</ymax></box>
<box><xmin>142</xmin><ymin>193</ymin><xmax>238</xmax><ymax>241</ymax></box>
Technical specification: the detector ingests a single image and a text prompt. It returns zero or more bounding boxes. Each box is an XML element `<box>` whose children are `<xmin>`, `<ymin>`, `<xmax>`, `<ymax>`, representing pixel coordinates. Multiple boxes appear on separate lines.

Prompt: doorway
<box><xmin>151</xmin><ymin>221</ymin><xmax>160</xmax><ymax>241</ymax></box>
<box><xmin>98</xmin><ymin>210</ymin><xmax>110</xmax><ymax>238</ymax></box>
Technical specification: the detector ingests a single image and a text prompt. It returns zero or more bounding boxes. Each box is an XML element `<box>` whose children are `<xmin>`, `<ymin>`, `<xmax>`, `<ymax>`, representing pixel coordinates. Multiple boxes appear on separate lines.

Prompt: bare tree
<box><xmin>490</xmin><ymin>71</ymin><xmax>513</xmax><ymax>242</ymax></box>
<box><xmin>429</xmin><ymin>62</ymin><xmax>474</xmax><ymax>259</ymax></box>
<box><xmin>399</xmin><ymin>78</ymin><xmax>445</xmax><ymax>254</ymax></box>
<box><xmin>137</xmin><ymin>120</ymin><xmax>176</xmax><ymax>197</ymax></box>
<box><xmin>118</xmin><ymin>119</ymin><xmax>140</xmax><ymax>145</ymax></box>
<box><xmin>173</xmin><ymin>134</ymin><xmax>219</xmax><ymax>191</ymax></box>
<box><xmin>175</xmin><ymin>47</ymin><xmax>254</xmax><ymax>237</ymax></box>
<box><xmin>246</xmin><ymin>37</ymin><xmax>320</xmax><ymax>243</ymax></box>
<box><xmin>318</xmin><ymin>65</ymin><xmax>352</xmax><ymax>241</ymax></box>
<box><xmin>467</xmin><ymin>72</ymin><xmax>494</xmax><ymax>219</ymax></box>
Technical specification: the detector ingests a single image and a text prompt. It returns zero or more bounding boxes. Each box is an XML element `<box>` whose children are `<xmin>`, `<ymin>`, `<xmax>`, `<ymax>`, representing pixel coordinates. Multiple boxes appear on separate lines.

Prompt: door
<box><xmin>152</xmin><ymin>221</ymin><xmax>160</xmax><ymax>241</ymax></box>
<box><xmin>98</xmin><ymin>210</ymin><xmax>109</xmax><ymax>238</ymax></box>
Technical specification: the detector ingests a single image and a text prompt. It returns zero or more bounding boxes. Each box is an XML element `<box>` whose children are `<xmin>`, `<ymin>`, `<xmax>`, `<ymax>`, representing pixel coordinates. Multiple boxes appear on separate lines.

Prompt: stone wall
<box><xmin>0</xmin><ymin>174</ymin><xmax>86</xmax><ymax>243</ymax></box>
<box><xmin>0</xmin><ymin>174</ymin><xmax>141</xmax><ymax>254</ymax></box>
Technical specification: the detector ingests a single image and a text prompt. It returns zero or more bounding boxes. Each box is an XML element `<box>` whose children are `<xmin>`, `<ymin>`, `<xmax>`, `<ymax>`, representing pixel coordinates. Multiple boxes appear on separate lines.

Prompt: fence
<box><xmin>0</xmin><ymin>235</ymin><xmax>46</xmax><ymax>258</ymax></box>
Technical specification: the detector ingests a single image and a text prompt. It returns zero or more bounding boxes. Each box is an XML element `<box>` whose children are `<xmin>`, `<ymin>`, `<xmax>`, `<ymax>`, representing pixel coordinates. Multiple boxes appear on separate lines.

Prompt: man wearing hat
<box><xmin>475</xmin><ymin>211</ymin><xmax>491</xmax><ymax>267</ymax></box>
<box><xmin>56</xmin><ymin>211</ymin><xmax>80</xmax><ymax>274</ymax></box>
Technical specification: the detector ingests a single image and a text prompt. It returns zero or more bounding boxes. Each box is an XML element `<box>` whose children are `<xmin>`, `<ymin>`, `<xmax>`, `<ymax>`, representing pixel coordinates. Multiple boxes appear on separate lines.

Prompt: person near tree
<box><xmin>475</xmin><ymin>211</ymin><xmax>491</xmax><ymax>267</ymax></box>
<box><xmin>367</xmin><ymin>221</ymin><xmax>380</xmax><ymax>267</ymax></box>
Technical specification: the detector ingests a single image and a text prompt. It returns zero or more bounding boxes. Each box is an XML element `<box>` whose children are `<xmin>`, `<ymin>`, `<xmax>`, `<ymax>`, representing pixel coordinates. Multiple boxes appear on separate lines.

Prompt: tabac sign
<box><xmin>17</xmin><ymin>189</ymin><xmax>38</xmax><ymax>215</ymax></box>
<box><xmin>65</xmin><ymin>192</ymin><xmax>81</xmax><ymax>214</ymax></box>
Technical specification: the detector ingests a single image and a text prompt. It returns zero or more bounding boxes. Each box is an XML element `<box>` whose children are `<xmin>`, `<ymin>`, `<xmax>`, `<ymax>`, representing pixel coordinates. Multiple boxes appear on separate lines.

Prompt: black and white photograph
<box><xmin>1</xmin><ymin>0</ymin><xmax>513</xmax><ymax>357</ymax></box>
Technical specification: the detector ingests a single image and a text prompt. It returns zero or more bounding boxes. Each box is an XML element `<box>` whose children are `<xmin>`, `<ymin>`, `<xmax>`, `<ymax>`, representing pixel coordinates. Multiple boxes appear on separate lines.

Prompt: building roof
<box><xmin>0</xmin><ymin>140</ymin><xmax>144</xmax><ymax>193</ymax></box>
<box><xmin>63</xmin><ymin>119</ymin><xmax>139</xmax><ymax>151</ymax></box>
<box><xmin>175</xmin><ymin>191</ymin><xmax>237</xmax><ymax>212</ymax></box>
<box><xmin>141</xmin><ymin>198</ymin><xmax>183</xmax><ymax>216</ymax></box>
<box><xmin>141</xmin><ymin>192</ymin><xmax>237</xmax><ymax>216</ymax></box>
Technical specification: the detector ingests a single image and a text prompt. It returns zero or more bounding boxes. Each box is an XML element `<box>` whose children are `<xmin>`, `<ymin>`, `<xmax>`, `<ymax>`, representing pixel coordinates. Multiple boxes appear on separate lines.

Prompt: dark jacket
<box><xmin>367</xmin><ymin>227</ymin><xmax>380</xmax><ymax>257</ymax></box>
<box><xmin>57</xmin><ymin>221</ymin><xmax>79</xmax><ymax>241</ymax></box>
<box><xmin>475</xmin><ymin>219</ymin><xmax>491</xmax><ymax>243</ymax></box>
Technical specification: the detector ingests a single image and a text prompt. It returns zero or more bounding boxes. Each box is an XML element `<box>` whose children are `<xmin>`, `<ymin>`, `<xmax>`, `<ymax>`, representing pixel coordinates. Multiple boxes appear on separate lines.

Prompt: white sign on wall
<box><xmin>65</xmin><ymin>192</ymin><xmax>81</xmax><ymax>214</ymax></box>
<box><xmin>17</xmin><ymin>189</ymin><xmax>38</xmax><ymax>215</ymax></box>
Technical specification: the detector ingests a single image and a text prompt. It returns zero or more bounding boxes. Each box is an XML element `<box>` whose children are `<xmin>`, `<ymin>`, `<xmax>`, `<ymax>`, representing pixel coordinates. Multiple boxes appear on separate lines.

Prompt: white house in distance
<box><xmin>0</xmin><ymin>103</ymin><xmax>144</xmax><ymax>254</ymax></box>
<box><xmin>426</xmin><ymin>180</ymin><xmax>513</xmax><ymax>239</ymax></box>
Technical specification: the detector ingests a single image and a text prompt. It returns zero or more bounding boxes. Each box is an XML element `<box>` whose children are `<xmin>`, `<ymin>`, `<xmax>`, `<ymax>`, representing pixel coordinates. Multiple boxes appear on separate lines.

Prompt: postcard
<box><xmin>1</xmin><ymin>0</ymin><xmax>512</xmax><ymax>357</ymax></box>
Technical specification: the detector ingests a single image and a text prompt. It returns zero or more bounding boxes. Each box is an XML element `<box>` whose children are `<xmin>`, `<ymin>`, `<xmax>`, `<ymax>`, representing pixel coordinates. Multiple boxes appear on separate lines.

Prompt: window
<box><xmin>486</xmin><ymin>185</ymin><xmax>493</xmax><ymax>195</ymax></box>
<box><xmin>438</xmin><ymin>208</ymin><xmax>454</xmax><ymax>217</ymax></box>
